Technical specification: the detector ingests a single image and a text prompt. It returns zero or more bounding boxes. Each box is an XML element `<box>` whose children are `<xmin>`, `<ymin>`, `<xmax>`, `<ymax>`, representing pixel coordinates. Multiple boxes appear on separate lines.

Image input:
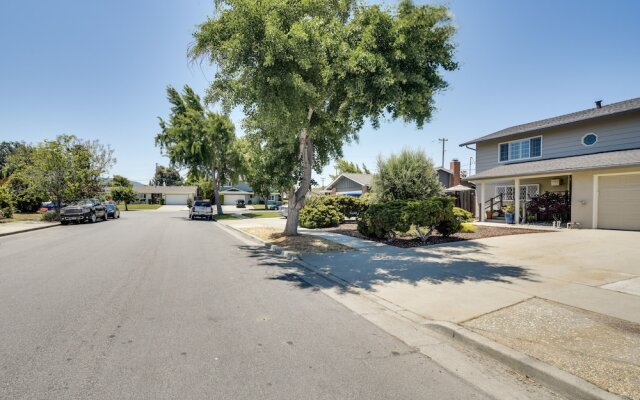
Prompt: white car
<box><xmin>190</xmin><ymin>200</ymin><xmax>213</xmax><ymax>220</ymax></box>
<box><xmin>278</xmin><ymin>204</ymin><xmax>288</xmax><ymax>218</ymax></box>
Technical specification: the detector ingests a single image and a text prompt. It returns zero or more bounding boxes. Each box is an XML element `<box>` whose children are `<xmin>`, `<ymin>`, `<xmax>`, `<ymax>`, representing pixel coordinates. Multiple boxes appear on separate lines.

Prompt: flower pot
<box><xmin>485</xmin><ymin>211</ymin><xmax>493</xmax><ymax>220</ymax></box>
<box><xmin>505</xmin><ymin>212</ymin><xmax>515</xmax><ymax>224</ymax></box>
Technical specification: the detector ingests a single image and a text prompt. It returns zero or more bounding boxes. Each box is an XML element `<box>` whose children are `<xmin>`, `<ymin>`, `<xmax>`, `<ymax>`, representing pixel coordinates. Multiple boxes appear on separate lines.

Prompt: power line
<box><xmin>437</xmin><ymin>138</ymin><xmax>448</xmax><ymax>168</ymax></box>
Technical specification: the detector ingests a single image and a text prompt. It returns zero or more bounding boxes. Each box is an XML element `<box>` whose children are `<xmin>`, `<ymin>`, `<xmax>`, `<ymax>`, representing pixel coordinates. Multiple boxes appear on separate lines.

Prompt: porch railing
<box><xmin>484</xmin><ymin>193</ymin><xmax>503</xmax><ymax>214</ymax></box>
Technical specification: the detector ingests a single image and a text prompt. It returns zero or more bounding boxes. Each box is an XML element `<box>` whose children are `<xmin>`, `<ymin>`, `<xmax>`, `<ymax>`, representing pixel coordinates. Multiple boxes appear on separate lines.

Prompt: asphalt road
<box><xmin>0</xmin><ymin>210</ymin><xmax>489</xmax><ymax>400</ymax></box>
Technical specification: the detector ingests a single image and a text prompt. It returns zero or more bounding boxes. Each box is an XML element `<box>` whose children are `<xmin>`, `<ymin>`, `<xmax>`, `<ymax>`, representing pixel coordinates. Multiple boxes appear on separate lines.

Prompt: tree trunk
<box><xmin>284</xmin><ymin>108</ymin><xmax>314</xmax><ymax>236</ymax></box>
<box><xmin>212</xmin><ymin>169</ymin><xmax>223</xmax><ymax>215</ymax></box>
<box><xmin>124</xmin><ymin>202</ymin><xmax>129</xmax><ymax>211</ymax></box>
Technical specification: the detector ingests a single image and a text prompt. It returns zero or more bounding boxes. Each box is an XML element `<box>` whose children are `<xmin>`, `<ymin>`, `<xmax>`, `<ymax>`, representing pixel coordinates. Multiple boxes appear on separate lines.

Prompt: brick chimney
<box><xmin>450</xmin><ymin>159</ymin><xmax>461</xmax><ymax>187</ymax></box>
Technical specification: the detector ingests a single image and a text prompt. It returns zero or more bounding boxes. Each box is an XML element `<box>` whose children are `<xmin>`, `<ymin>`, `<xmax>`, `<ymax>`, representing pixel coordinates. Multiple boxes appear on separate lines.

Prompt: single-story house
<box><xmin>133</xmin><ymin>185</ymin><xmax>198</xmax><ymax>205</ymax></box>
<box><xmin>461</xmin><ymin>97</ymin><xmax>640</xmax><ymax>230</ymax></box>
<box><xmin>324</xmin><ymin>173</ymin><xmax>373</xmax><ymax>197</ymax></box>
<box><xmin>219</xmin><ymin>182</ymin><xmax>281</xmax><ymax>206</ymax></box>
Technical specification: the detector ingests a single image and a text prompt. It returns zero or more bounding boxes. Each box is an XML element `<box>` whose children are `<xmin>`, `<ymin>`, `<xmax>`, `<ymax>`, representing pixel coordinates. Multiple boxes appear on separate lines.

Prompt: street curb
<box><xmin>214</xmin><ymin>222</ymin><xmax>302</xmax><ymax>261</ymax></box>
<box><xmin>217</xmin><ymin>221</ymin><xmax>624</xmax><ymax>400</ymax></box>
<box><xmin>0</xmin><ymin>223</ymin><xmax>60</xmax><ymax>238</ymax></box>
<box><xmin>425</xmin><ymin>321</ymin><xmax>624</xmax><ymax>400</ymax></box>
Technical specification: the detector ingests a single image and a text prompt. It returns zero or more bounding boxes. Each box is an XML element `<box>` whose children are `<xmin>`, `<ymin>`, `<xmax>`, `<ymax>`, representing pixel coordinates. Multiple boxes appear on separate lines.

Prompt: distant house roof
<box><xmin>133</xmin><ymin>185</ymin><xmax>197</xmax><ymax>195</ymax></box>
<box><xmin>326</xmin><ymin>173</ymin><xmax>373</xmax><ymax>190</ymax></box>
<box><xmin>465</xmin><ymin>149</ymin><xmax>640</xmax><ymax>180</ymax></box>
<box><xmin>460</xmin><ymin>97</ymin><xmax>640</xmax><ymax>146</ymax></box>
<box><xmin>220</xmin><ymin>182</ymin><xmax>254</xmax><ymax>194</ymax></box>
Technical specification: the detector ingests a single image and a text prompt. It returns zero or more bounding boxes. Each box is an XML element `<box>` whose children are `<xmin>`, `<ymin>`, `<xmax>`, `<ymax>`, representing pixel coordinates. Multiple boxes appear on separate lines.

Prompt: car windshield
<box><xmin>194</xmin><ymin>201</ymin><xmax>211</xmax><ymax>207</ymax></box>
<box><xmin>70</xmin><ymin>200</ymin><xmax>94</xmax><ymax>206</ymax></box>
<box><xmin>106</xmin><ymin>204</ymin><xmax>115</xmax><ymax>210</ymax></box>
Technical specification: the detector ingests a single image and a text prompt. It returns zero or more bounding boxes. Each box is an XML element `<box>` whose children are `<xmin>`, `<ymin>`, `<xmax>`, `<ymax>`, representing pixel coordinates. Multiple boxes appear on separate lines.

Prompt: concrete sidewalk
<box><xmin>0</xmin><ymin>221</ymin><xmax>59</xmax><ymax>237</ymax></box>
<box><xmin>299</xmin><ymin>229</ymin><xmax>640</xmax><ymax>399</ymax></box>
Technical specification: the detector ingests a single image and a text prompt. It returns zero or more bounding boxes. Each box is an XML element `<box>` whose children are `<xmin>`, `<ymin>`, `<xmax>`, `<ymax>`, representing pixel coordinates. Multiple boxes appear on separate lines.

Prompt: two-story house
<box><xmin>461</xmin><ymin>97</ymin><xmax>640</xmax><ymax>231</ymax></box>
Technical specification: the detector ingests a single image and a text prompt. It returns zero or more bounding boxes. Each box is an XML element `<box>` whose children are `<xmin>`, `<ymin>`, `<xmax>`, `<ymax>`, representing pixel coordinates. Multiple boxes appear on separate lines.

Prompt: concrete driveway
<box><xmin>302</xmin><ymin>229</ymin><xmax>640</xmax><ymax>324</ymax></box>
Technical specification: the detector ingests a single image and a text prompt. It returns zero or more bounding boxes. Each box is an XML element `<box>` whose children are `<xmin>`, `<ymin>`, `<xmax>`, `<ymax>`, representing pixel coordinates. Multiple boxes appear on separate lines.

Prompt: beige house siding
<box><xmin>476</xmin><ymin>112</ymin><xmax>640</xmax><ymax>173</ymax></box>
<box><xmin>334</xmin><ymin>177</ymin><xmax>364</xmax><ymax>192</ymax></box>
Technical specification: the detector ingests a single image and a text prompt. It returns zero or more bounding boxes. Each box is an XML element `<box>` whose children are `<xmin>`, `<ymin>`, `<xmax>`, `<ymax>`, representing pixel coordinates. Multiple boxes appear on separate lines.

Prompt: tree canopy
<box><xmin>331</xmin><ymin>159</ymin><xmax>370</xmax><ymax>180</ymax></box>
<box><xmin>150</xmin><ymin>165</ymin><xmax>183</xmax><ymax>186</ymax></box>
<box><xmin>191</xmin><ymin>0</ymin><xmax>457</xmax><ymax>234</ymax></box>
<box><xmin>156</xmin><ymin>85</ymin><xmax>242</xmax><ymax>215</ymax></box>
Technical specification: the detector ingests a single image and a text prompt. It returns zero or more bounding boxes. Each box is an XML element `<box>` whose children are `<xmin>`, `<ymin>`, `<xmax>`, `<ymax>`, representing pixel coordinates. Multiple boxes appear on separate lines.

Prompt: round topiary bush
<box><xmin>298</xmin><ymin>203</ymin><xmax>342</xmax><ymax>229</ymax></box>
<box><xmin>42</xmin><ymin>210</ymin><xmax>60</xmax><ymax>222</ymax></box>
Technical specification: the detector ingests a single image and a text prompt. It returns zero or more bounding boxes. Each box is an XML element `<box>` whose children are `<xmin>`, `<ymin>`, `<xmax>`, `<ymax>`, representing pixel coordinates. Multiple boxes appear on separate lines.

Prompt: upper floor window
<box><xmin>499</xmin><ymin>136</ymin><xmax>542</xmax><ymax>162</ymax></box>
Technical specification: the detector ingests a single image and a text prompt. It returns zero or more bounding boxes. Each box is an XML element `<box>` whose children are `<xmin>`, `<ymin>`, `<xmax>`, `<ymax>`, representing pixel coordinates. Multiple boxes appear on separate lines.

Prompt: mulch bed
<box><xmin>320</xmin><ymin>221</ymin><xmax>552</xmax><ymax>248</ymax></box>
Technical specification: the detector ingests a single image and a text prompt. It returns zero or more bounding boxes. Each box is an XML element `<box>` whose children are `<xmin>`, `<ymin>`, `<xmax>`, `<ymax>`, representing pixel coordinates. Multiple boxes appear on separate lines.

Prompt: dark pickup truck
<box><xmin>60</xmin><ymin>199</ymin><xmax>108</xmax><ymax>225</ymax></box>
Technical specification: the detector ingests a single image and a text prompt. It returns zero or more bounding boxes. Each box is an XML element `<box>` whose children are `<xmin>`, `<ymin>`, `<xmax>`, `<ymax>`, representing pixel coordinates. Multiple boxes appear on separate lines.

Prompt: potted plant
<box><xmin>504</xmin><ymin>204</ymin><xmax>515</xmax><ymax>224</ymax></box>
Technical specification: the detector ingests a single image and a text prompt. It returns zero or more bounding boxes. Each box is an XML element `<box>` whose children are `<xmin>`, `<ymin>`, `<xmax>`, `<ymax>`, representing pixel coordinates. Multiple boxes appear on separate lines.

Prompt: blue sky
<box><xmin>1</xmin><ymin>0</ymin><xmax>639</xmax><ymax>184</ymax></box>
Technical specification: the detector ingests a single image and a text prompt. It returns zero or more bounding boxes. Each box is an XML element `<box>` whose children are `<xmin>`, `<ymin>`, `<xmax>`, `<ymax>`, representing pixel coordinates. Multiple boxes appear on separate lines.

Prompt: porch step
<box><xmin>488</xmin><ymin>216</ymin><xmax>505</xmax><ymax>221</ymax></box>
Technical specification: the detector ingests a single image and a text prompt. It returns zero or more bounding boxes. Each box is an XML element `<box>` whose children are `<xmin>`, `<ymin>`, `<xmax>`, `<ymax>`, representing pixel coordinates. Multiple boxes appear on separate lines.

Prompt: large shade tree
<box><xmin>191</xmin><ymin>0</ymin><xmax>458</xmax><ymax>235</ymax></box>
<box><xmin>31</xmin><ymin>135</ymin><xmax>114</xmax><ymax>210</ymax></box>
<box><xmin>156</xmin><ymin>85</ymin><xmax>241</xmax><ymax>215</ymax></box>
<box><xmin>150</xmin><ymin>165</ymin><xmax>183</xmax><ymax>186</ymax></box>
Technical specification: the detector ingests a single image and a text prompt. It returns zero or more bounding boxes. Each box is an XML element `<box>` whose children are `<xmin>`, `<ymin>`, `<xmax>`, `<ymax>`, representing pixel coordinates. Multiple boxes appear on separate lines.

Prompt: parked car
<box><xmin>39</xmin><ymin>202</ymin><xmax>66</xmax><ymax>213</ymax></box>
<box><xmin>278</xmin><ymin>204</ymin><xmax>288</xmax><ymax>218</ymax></box>
<box><xmin>59</xmin><ymin>199</ymin><xmax>108</xmax><ymax>225</ymax></box>
<box><xmin>105</xmin><ymin>203</ymin><xmax>120</xmax><ymax>219</ymax></box>
<box><xmin>236</xmin><ymin>199</ymin><xmax>246</xmax><ymax>208</ymax></box>
<box><xmin>190</xmin><ymin>200</ymin><xmax>213</xmax><ymax>220</ymax></box>
<box><xmin>263</xmin><ymin>200</ymin><xmax>278</xmax><ymax>210</ymax></box>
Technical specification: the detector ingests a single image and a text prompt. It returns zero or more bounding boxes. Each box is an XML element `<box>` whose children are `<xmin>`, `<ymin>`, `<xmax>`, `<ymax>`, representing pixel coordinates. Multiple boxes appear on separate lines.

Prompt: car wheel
<box><xmin>61</xmin><ymin>221</ymin><xmax>68</xmax><ymax>225</ymax></box>
<box><xmin>190</xmin><ymin>214</ymin><xmax>194</xmax><ymax>220</ymax></box>
<box><xmin>117</xmin><ymin>211</ymin><xmax>120</xmax><ymax>219</ymax></box>
<box><xmin>103</xmin><ymin>212</ymin><xmax>108</xmax><ymax>221</ymax></box>
<box><xmin>90</xmin><ymin>213</ymin><xmax>97</xmax><ymax>223</ymax></box>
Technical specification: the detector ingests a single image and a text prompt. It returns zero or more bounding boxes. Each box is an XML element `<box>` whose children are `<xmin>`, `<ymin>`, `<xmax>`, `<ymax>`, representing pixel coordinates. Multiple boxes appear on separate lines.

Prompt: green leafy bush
<box><xmin>453</xmin><ymin>207</ymin><xmax>474</xmax><ymax>223</ymax></box>
<box><xmin>187</xmin><ymin>197</ymin><xmax>193</xmax><ymax>208</ymax></box>
<box><xmin>6</xmin><ymin>176</ymin><xmax>44</xmax><ymax>212</ymax></box>
<box><xmin>0</xmin><ymin>184</ymin><xmax>14</xmax><ymax>219</ymax></box>
<box><xmin>358</xmin><ymin>196</ymin><xmax>461</xmax><ymax>241</ymax></box>
<box><xmin>357</xmin><ymin>200</ymin><xmax>410</xmax><ymax>240</ymax></box>
<box><xmin>372</xmin><ymin>149</ymin><xmax>443</xmax><ymax>202</ymax></box>
<box><xmin>299</xmin><ymin>203</ymin><xmax>342</xmax><ymax>228</ymax></box>
<box><xmin>42</xmin><ymin>210</ymin><xmax>60</xmax><ymax>222</ymax></box>
<box><xmin>460</xmin><ymin>223</ymin><xmax>476</xmax><ymax>233</ymax></box>
<box><xmin>305</xmin><ymin>195</ymin><xmax>368</xmax><ymax>221</ymax></box>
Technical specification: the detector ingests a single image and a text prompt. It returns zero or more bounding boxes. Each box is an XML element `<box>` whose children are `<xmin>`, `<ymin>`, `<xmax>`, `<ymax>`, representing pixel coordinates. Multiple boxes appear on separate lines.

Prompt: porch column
<box><xmin>479</xmin><ymin>182</ymin><xmax>486</xmax><ymax>221</ymax></box>
<box><xmin>514</xmin><ymin>178</ymin><xmax>521</xmax><ymax>225</ymax></box>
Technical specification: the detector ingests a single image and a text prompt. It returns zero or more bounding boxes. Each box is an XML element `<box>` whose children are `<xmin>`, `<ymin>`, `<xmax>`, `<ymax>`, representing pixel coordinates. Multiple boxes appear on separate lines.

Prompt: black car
<box><xmin>60</xmin><ymin>199</ymin><xmax>108</xmax><ymax>225</ymax></box>
<box><xmin>105</xmin><ymin>203</ymin><xmax>120</xmax><ymax>219</ymax></box>
<box><xmin>236</xmin><ymin>199</ymin><xmax>246</xmax><ymax>208</ymax></box>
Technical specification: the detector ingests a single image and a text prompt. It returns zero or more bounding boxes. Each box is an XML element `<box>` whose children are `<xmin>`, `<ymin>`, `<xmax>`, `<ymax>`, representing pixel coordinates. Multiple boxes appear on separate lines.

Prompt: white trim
<box><xmin>592</xmin><ymin>170</ymin><xmax>640</xmax><ymax>229</ymax></box>
<box><xmin>495</xmin><ymin>184</ymin><xmax>540</xmax><ymax>201</ymax></box>
<box><xmin>581</xmin><ymin>132</ymin><xmax>598</xmax><ymax>147</ymax></box>
<box><xmin>471</xmin><ymin>172</ymin><xmax>573</xmax><ymax>184</ymax></box>
<box><xmin>325</xmin><ymin>173</ymin><xmax>372</xmax><ymax>190</ymax></box>
<box><xmin>497</xmin><ymin>135</ymin><xmax>543</xmax><ymax>163</ymax></box>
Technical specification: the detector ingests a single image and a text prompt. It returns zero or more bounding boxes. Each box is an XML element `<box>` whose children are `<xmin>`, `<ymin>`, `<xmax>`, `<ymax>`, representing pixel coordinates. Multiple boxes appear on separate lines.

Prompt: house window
<box><xmin>582</xmin><ymin>133</ymin><xmax>598</xmax><ymax>146</ymax></box>
<box><xmin>499</xmin><ymin>136</ymin><xmax>542</xmax><ymax>162</ymax></box>
<box><xmin>495</xmin><ymin>184</ymin><xmax>539</xmax><ymax>201</ymax></box>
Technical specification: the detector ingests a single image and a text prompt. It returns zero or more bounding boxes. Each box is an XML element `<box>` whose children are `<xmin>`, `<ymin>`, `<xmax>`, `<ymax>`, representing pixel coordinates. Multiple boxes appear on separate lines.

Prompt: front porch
<box><xmin>476</xmin><ymin>173</ymin><xmax>572</xmax><ymax>226</ymax></box>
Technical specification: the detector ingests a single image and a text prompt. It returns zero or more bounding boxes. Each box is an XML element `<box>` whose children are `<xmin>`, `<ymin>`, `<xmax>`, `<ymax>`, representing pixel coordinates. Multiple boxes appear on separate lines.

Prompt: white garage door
<box><xmin>223</xmin><ymin>194</ymin><xmax>246</xmax><ymax>205</ymax></box>
<box><xmin>598</xmin><ymin>173</ymin><xmax>640</xmax><ymax>231</ymax></box>
<box><xmin>165</xmin><ymin>194</ymin><xmax>189</xmax><ymax>205</ymax></box>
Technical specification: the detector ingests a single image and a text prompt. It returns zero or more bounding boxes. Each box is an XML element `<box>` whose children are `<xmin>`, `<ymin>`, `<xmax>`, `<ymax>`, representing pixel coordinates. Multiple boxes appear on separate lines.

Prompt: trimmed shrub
<box><xmin>187</xmin><ymin>197</ymin><xmax>193</xmax><ymax>208</ymax></box>
<box><xmin>299</xmin><ymin>203</ymin><xmax>342</xmax><ymax>228</ymax></box>
<box><xmin>460</xmin><ymin>223</ymin><xmax>476</xmax><ymax>233</ymax></box>
<box><xmin>357</xmin><ymin>200</ymin><xmax>410</xmax><ymax>240</ymax></box>
<box><xmin>358</xmin><ymin>196</ymin><xmax>461</xmax><ymax>241</ymax></box>
<box><xmin>42</xmin><ymin>210</ymin><xmax>60</xmax><ymax>222</ymax></box>
<box><xmin>453</xmin><ymin>207</ymin><xmax>473</xmax><ymax>223</ymax></box>
<box><xmin>0</xmin><ymin>184</ymin><xmax>14</xmax><ymax>219</ymax></box>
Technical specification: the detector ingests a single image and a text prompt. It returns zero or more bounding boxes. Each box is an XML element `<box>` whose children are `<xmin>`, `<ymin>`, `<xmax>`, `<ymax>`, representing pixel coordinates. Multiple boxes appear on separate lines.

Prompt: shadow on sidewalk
<box><xmin>237</xmin><ymin>240</ymin><xmax>536</xmax><ymax>292</ymax></box>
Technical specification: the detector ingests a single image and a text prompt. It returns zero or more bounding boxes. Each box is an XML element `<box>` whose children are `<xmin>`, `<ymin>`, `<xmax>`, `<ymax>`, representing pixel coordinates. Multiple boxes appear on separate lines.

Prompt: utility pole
<box><xmin>320</xmin><ymin>177</ymin><xmax>325</xmax><ymax>189</ymax></box>
<box><xmin>438</xmin><ymin>138</ymin><xmax>448</xmax><ymax>168</ymax></box>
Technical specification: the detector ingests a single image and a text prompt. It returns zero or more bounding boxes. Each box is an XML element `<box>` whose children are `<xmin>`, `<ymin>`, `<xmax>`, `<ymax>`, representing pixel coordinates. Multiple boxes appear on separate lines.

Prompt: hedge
<box><xmin>299</xmin><ymin>203</ymin><xmax>342</xmax><ymax>228</ymax></box>
<box><xmin>357</xmin><ymin>196</ymin><xmax>461</xmax><ymax>241</ymax></box>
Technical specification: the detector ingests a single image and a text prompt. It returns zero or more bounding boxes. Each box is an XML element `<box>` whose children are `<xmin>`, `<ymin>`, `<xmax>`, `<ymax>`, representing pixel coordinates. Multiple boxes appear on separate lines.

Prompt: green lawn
<box><xmin>212</xmin><ymin>211</ymin><xmax>281</xmax><ymax>221</ymax></box>
<box><xmin>243</xmin><ymin>211</ymin><xmax>281</xmax><ymax>219</ymax></box>
<box><xmin>0</xmin><ymin>213</ymin><xmax>43</xmax><ymax>223</ymax></box>
<box><xmin>121</xmin><ymin>203</ymin><xmax>163</xmax><ymax>211</ymax></box>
